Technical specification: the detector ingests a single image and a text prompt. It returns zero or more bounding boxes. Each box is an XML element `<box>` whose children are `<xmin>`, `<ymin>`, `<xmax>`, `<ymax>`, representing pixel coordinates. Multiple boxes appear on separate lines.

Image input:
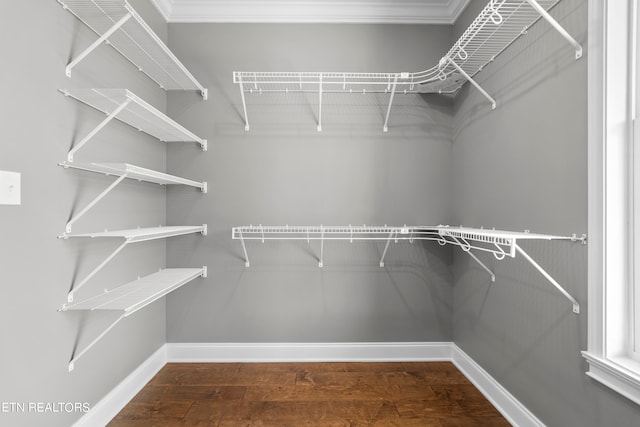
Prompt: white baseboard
<box><xmin>81</xmin><ymin>342</ymin><xmax>545</xmax><ymax>427</ymax></box>
<box><xmin>452</xmin><ymin>346</ymin><xmax>546</xmax><ymax>427</ymax></box>
<box><xmin>166</xmin><ymin>341</ymin><xmax>454</xmax><ymax>362</ymax></box>
<box><xmin>72</xmin><ymin>345</ymin><xmax>167</xmax><ymax>427</ymax></box>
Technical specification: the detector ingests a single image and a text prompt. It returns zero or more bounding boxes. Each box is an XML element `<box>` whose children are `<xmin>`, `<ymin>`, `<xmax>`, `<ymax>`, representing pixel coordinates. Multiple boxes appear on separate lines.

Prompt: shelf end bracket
<box><xmin>238</xmin><ymin>229</ymin><xmax>250</xmax><ymax>267</ymax></box>
<box><xmin>383</xmin><ymin>75</ymin><xmax>399</xmax><ymax>132</ymax></box>
<box><xmin>514</xmin><ymin>243</ymin><xmax>580</xmax><ymax>314</ymax></box>
<box><xmin>447</xmin><ymin>57</ymin><xmax>496</xmax><ymax>109</ymax></box>
<box><xmin>238</xmin><ymin>76</ymin><xmax>250</xmax><ymax>131</ymax></box>
<box><xmin>65</xmin><ymin>12</ymin><xmax>132</xmax><ymax>78</ymax></box>
<box><xmin>525</xmin><ymin>0</ymin><xmax>583</xmax><ymax>59</ymax></box>
<box><xmin>379</xmin><ymin>231</ymin><xmax>395</xmax><ymax>267</ymax></box>
<box><xmin>64</xmin><ymin>172</ymin><xmax>128</xmax><ymax>234</ymax></box>
<box><xmin>67</xmin><ymin>313</ymin><xmax>126</xmax><ymax>372</ymax></box>
<box><xmin>67</xmin><ymin>97</ymin><xmax>132</xmax><ymax>162</ymax></box>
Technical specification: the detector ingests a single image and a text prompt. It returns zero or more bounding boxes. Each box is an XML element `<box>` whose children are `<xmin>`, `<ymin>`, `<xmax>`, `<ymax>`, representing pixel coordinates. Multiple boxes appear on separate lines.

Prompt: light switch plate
<box><xmin>0</xmin><ymin>171</ymin><xmax>21</xmax><ymax>205</ymax></box>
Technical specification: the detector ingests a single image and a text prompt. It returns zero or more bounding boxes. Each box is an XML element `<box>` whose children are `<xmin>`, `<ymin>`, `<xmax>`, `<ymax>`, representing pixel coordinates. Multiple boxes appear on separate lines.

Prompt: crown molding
<box><xmin>150</xmin><ymin>0</ymin><xmax>471</xmax><ymax>24</ymax></box>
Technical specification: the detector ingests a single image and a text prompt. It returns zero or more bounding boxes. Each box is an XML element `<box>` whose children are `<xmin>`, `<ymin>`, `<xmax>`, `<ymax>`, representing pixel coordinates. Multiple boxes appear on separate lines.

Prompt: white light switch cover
<box><xmin>0</xmin><ymin>171</ymin><xmax>21</xmax><ymax>205</ymax></box>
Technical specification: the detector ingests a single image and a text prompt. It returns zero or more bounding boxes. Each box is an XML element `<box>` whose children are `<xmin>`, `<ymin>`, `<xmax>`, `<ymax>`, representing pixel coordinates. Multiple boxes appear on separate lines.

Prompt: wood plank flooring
<box><xmin>109</xmin><ymin>362</ymin><xmax>511</xmax><ymax>426</ymax></box>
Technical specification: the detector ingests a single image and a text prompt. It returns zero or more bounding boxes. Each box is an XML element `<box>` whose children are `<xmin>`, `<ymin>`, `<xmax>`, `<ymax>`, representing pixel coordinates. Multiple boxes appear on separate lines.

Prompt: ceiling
<box><xmin>150</xmin><ymin>0</ymin><xmax>472</xmax><ymax>24</ymax></box>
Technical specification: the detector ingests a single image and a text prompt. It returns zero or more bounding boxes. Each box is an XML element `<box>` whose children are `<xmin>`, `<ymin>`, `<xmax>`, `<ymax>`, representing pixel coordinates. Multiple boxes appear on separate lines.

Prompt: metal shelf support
<box><xmin>525</xmin><ymin>0</ymin><xmax>583</xmax><ymax>59</ymax></box>
<box><xmin>64</xmin><ymin>172</ymin><xmax>128</xmax><ymax>234</ymax></box>
<box><xmin>238</xmin><ymin>75</ymin><xmax>250</xmax><ymax>131</ymax></box>
<box><xmin>383</xmin><ymin>75</ymin><xmax>399</xmax><ymax>133</ymax></box>
<box><xmin>66</xmin><ymin>97</ymin><xmax>132</xmax><ymax>162</ymax></box>
<box><xmin>65</xmin><ymin>12</ymin><xmax>133</xmax><ymax>78</ymax></box>
<box><xmin>447</xmin><ymin>234</ymin><xmax>496</xmax><ymax>282</ymax></box>
<box><xmin>447</xmin><ymin>57</ymin><xmax>496</xmax><ymax>109</ymax></box>
<box><xmin>317</xmin><ymin>74</ymin><xmax>323</xmax><ymax>132</ymax></box>
<box><xmin>379</xmin><ymin>230</ymin><xmax>398</xmax><ymax>267</ymax></box>
<box><xmin>515</xmin><ymin>243</ymin><xmax>580</xmax><ymax>313</ymax></box>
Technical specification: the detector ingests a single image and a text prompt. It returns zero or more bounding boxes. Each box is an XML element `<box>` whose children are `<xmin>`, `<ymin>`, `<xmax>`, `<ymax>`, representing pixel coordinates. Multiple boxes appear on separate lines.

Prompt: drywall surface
<box><xmin>452</xmin><ymin>0</ymin><xmax>640</xmax><ymax>425</ymax></box>
<box><xmin>165</xmin><ymin>23</ymin><xmax>455</xmax><ymax>343</ymax></box>
<box><xmin>0</xmin><ymin>1</ymin><xmax>168</xmax><ymax>425</ymax></box>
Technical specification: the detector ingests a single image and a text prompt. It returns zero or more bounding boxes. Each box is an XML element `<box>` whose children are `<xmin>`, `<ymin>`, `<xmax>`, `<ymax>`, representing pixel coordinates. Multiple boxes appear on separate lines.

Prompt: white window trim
<box><xmin>583</xmin><ymin>0</ymin><xmax>640</xmax><ymax>405</ymax></box>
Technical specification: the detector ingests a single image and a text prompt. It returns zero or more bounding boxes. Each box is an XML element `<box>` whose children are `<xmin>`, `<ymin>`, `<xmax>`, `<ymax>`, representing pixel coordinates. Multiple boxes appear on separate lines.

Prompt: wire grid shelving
<box><xmin>58</xmin><ymin>0</ymin><xmax>207</xmax><ymax>98</ymax></box>
<box><xmin>59</xmin><ymin>162</ymin><xmax>207</xmax><ymax>234</ymax></box>
<box><xmin>232</xmin><ymin>224</ymin><xmax>585</xmax><ymax>314</ymax></box>
<box><xmin>60</xmin><ymin>267</ymin><xmax>207</xmax><ymax>371</ymax></box>
<box><xmin>59</xmin><ymin>225</ymin><xmax>207</xmax><ymax>303</ymax></box>
<box><xmin>61</xmin><ymin>88</ymin><xmax>207</xmax><ymax>161</ymax></box>
<box><xmin>233</xmin><ymin>0</ymin><xmax>581</xmax><ymax>131</ymax></box>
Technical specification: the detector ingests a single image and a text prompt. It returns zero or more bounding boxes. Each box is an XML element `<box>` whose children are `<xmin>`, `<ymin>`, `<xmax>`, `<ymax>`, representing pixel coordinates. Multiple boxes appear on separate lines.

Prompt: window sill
<box><xmin>582</xmin><ymin>352</ymin><xmax>640</xmax><ymax>405</ymax></box>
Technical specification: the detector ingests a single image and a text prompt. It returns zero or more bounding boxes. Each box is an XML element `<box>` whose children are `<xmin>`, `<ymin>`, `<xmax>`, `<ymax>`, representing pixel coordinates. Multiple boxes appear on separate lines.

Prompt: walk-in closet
<box><xmin>2</xmin><ymin>0</ymin><xmax>640</xmax><ymax>426</ymax></box>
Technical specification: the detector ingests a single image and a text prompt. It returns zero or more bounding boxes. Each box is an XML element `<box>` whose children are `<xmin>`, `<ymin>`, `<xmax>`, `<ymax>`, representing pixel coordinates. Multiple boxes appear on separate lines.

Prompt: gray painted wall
<box><xmin>165</xmin><ymin>23</ymin><xmax>455</xmax><ymax>343</ymax></box>
<box><xmin>0</xmin><ymin>1</ymin><xmax>171</xmax><ymax>425</ymax></box>
<box><xmin>452</xmin><ymin>0</ymin><xmax>640</xmax><ymax>426</ymax></box>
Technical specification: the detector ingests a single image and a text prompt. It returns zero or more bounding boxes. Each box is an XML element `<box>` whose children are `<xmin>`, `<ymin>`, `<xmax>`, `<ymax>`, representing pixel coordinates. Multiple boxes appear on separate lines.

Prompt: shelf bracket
<box><xmin>317</xmin><ymin>74</ymin><xmax>323</xmax><ymax>132</ymax></box>
<box><xmin>67</xmin><ymin>313</ymin><xmax>126</xmax><ymax>372</ymax></box>
<box><xmin>383</xmin><ymin>75</ymin><xmax>399</xmax><ymax>132</ymax></box>
<box><xmin>319</xmin><ymin>226</ymin><xmax>325</xmax><ymax>267</ymax></box>
<box><xmin>238</xmin><ymin>75</ymin><xmax>250</xmax><ymax>131</ymax></box>
<box><xmin>447</xmin><ymin>57</ymin><xmax>496</xmax><ymax>109</ymax></box>
<box><xmin>448</xmin><ymin>235</ymin><xmax>496</xmax><ymax>282</ymax></box>
<box><xmin>67</xmin><ymin>240</ymin><xmax>130</xmax><ymax>303</ymax></box>
<box><xmin>239</xmin><ymin>230</ymin><xmax>250</xmax><ymax>267</ymax></box>
<box><xmin>514</xmin><ymin>243</ymin><xmax>580</xmax><ymax>313</ymax></box>
<box><xmin>63</xmin><ymin>170</ymin><xmax>129</xmax><ymax>234</ymax></box>
<box><xmin>525</xmin><ymin>0</ymin><xmax>583</xmax><ymax>59</ymax></box>
<box><xmin>65</xmin><ymin>12</ymin><xmax>133</xmax><ymax>78</ymax></box>
<box><xmin>379</xmin><ymin>230</ymin><xmax>395</xmax><ymax>267</ymax></box>
<box><xmin>66</xmin><ymin>97</ymin><xmax>133</xmax><ymax>162</ymax></box>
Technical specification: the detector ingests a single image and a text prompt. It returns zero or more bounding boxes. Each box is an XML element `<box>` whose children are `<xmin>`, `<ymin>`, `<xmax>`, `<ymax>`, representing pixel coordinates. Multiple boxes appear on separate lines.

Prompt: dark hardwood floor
<box><xmin>109</xmin><ymin>362</ymin><xmax>511</xmax><ymax>426</ymax></box>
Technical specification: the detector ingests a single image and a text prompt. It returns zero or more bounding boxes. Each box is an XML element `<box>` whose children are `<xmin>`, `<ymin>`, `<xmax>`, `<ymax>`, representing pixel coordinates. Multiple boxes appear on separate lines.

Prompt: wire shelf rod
<box><xmin>232</xmin><ymin>0</ymin><xmax>580</xmax><ymax>129</ymax></box>
<box><xmin>231</xmin><ymin>224</ymin><xmax>583</xmax><ymax>314</ymax></box>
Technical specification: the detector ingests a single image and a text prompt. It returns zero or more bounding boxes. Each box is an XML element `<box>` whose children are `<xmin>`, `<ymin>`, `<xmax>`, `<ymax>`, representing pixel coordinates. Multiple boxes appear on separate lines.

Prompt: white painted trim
<box><xmin>584</xmin><ymin>0</ymin><xmax>640</xmax><ymax>407</ymax></box>
<box><xmin>452</xmin><ymin>346</ymin><xmax>546</xmax><ymax>427</ymax></box>
<box><xmin>149</xmin><ymin>0</ymin><xmax>471</xmax><ymax>24</ymax></box>
<box><xmin>149</xmin><ymin>0</ymin><xmax>172</xmax><ymax>22</ymax></box>
<box><xmin>72</xmin><ymin>346</ymin><xmax>167</xmax><ymax>427</ymax></box>
<box><xmin>166</xmin><ymin>341</ymin><xmax>454</xmax><ymax>362</ymax></box>
<box><xmin>79</xmin><ymin>342</ymin><xmax>543</xmax><ymax>427</ymax></box>
<box><xmin>583</xmin><ymin>352</ymin><xmax>640</xmax><ymax>406</ymax></box>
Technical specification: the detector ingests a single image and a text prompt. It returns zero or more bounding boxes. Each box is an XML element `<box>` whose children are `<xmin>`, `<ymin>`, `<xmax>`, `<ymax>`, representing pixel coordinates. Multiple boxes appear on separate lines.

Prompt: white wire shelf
<box><xmin>60</xmin><ymin>267</ymin><xmax>207</xmax><ymax>371</ymax></box>
<box><xmin>61</xmin><ymin>88</ymin><xmax>207</xmax><ymax>161</ymax></box>
<box><xmin>61</xmin><ymin>225</ymin><xmax>207</xmax><ymax>242</ymax></box>
<box><xmin>232</xmin><ymin>224</ymin><xmax>585</xmax><ymax>314</ymax></box>
<box><xmin>58</xmin><ymin>0</ymin><xmax>207</xmax><ymax>99</ymax></box>
<box><xmin>60</xmin><ymin>225</ymin><xmax>207</xmax><ymax>302</ymax></box>
<box><xmin>59</xmin><ymin>162</ymin><xmax>206</xmax><ymax>188</ymax></box>
<box><xmin>59</xmin><ymin>162</ymin><xmax>207</xmax><ymax>234</ymax></box>
<box><xmin>233</xmin><ymin>0</ymin><xmax>581</xmax><ymax>131</ymax></box>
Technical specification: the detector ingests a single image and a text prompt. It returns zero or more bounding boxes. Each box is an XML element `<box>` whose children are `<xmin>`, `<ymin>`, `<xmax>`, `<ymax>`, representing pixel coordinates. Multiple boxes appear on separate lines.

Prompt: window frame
<box><xmin>583</xmin><ymin>0</ymin><xmax>640</xmax><ymax>405</ymax></box>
